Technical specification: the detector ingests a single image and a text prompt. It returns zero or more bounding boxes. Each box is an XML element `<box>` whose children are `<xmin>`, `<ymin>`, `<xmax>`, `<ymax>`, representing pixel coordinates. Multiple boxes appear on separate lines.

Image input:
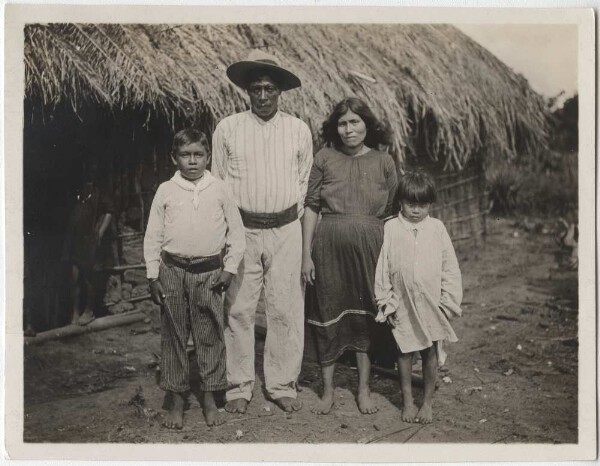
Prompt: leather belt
<box><xmin>161</xmin><ymin>251</ymin><xmax>222</xmax><ymax>273</ymax></box>
<box><xmin>239</xmin><ymin>204</ymin><xmax>298</xmax><ymax>229</ymax></box>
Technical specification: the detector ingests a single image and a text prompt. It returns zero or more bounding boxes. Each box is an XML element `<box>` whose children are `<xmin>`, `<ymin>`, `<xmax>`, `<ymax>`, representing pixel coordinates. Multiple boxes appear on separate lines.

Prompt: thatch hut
<box><xmin>23</xmin><ymin>23</ymin><xmax>549</xmax><ymax>329</ymax></box>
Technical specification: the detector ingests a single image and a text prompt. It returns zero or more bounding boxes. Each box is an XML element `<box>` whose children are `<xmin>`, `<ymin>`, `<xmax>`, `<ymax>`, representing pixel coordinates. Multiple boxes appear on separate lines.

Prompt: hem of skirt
<box><xmin>319</xmin><ymin>344</ymin><xmax>370</xmax><ymax>366</ymax></box>
<box><xmin>307</xmin><ymin>309</ymin><xmax>374</xmax><ymax>327</ymax></box>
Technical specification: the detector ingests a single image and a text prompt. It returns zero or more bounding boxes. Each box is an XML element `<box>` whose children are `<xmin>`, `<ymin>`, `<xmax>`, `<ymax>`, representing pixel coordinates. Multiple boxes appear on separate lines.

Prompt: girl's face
<box><xmin>400</xmin><ymin>200</ymin><xmax>431</xmax><ymax>223</ymax></box>
<box><xmin>171</xmin><ymin>142</ymin><xmax>210</xmax><ymax>183</ymax></box>
<box><xmin>337</xmin><ymin>110</ymin><xmax>367</xmax><ymax>149</ymax></box>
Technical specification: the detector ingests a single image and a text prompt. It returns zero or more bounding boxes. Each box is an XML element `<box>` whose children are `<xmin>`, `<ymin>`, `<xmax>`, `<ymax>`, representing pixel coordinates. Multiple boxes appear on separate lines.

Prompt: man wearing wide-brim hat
<box><xmin>212</xmin><ymin>49</ymin><xmax>313</xmax><ymax>413</ymax></box>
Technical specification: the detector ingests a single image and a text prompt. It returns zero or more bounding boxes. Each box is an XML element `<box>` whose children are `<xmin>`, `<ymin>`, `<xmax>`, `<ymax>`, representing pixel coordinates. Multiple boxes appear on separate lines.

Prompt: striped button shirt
<box><xmin>212</xmin><ymin>110</ymin><xmax>313</xmax><ymax>216</ymax></box>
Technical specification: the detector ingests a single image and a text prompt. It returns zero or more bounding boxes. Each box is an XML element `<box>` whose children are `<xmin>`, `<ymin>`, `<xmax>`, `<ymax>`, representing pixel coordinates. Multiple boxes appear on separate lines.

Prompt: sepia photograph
<box><xmin>3</xmin><ymin>4</ymin><xmax>596</xmax><ymax>462</ymax></box>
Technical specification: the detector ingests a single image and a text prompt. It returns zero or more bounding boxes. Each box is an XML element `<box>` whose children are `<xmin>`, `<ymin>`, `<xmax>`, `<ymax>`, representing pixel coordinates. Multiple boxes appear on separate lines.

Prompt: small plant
<box><xmin>486</xmin><ymin>164</ymin><xmax>523</xmax><ymax>214</ymax></box>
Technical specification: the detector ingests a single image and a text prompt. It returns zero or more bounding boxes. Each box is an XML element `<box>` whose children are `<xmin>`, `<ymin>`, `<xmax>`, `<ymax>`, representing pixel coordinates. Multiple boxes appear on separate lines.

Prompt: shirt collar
<box><xmin>398</xmin><ymin>213</ymin><xmax>430</xmax><ymax>232</ymax></box>
<box><xmin>171</xmin><ymin>170</ymin><xmax>215</xmax><ymax>208</ymax></box>
<box><xmin>248</xmin><ymin>109</ymin><xmax>281</xmax><ymax>126</ymax></box>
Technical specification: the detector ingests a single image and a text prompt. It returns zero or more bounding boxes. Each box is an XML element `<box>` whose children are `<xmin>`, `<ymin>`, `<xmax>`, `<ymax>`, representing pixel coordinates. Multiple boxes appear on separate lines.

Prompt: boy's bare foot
<box><xmin>401</xmin><ymin>403</ymin><xmax>418</xmax><ymax>423</ymax></box>
<box><xmin>77</xmin><ymin>309</ymin><xmax>95</xmax><ymax>326</ymax></box>
<box><xmin>357</xmin><ymin>389</ymin><xmax>378</xmax><ymax>414</ymax></box>
<box><xmin>225</xmin><ymin>398</ymin><xmax>248</xmax><ymax>414</ymax></box>
<box><xmin>311</xmin><ymin>389</ymin><xmax>334</xmax><ymax>415</ymax></box>
<box><xmin>273</xmin><ymin>397</ymin><xmax>302</xmax><ymax>413</ymax></box>
<box><xmin>163</xmin><ymin>392</ymin><xmax>184</xmax><ymax>429</ymax></box>
<box><xmin>202</xmin><ymin>392</ymin><xmax>225</xmax><ymax>427</ymax></box>
<box><xmin>416</xmin><ymin>402</ymin><xmax>433</xmax><ymax>424</ymax></box>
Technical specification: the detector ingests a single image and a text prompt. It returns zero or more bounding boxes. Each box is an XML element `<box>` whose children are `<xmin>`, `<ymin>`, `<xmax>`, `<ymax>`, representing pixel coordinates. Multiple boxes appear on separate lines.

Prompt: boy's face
<box><xmin>400</xmin><ymin>201</ymin><xmax>431</xmax><ymax>223</ymax></box>
<box><xmin>171</xmin><ymin>142</ymin><xmax>210</xmax><ymax>183</ymax></box>
<box><xmin>247</xmin><ymin>75</ymin><xmax>281</xmax><ymax>121</ymax></box>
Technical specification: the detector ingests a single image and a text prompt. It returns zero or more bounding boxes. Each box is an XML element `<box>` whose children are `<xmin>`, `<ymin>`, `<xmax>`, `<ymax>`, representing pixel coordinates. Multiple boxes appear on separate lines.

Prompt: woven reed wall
<box><xmin>430</xmin><ymin>169</ymin><xmax>490</xmax><ymax>253</ymax></box>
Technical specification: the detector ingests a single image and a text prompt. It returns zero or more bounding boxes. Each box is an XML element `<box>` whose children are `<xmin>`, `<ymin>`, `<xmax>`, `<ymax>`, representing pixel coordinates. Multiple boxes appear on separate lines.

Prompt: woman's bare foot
<box><xmin>77</xmin><ymin>309</ymin><xmax>95</xmax><ymax>326</ymax></box>
<box><xmin>225</xmin><ymin>398</ymin><xmax>248</xmax><ymax>414</ymax></box>
<box><xmin>163</xmin><ymin>392</ymin><xmax>184</xmax><ymax>429</ymax></box>
<box><xmin>416</xmin><ymin>402</ymin><xmax>433</xmax><ymax>424</ymax></box>
<box><xmin>273</xmin><ymin>397</ymin><xmax>302</xmax><ymax>413</ymax></box>
<box><xmin>202</xmin><ymin>391</ymin><xmax>225</xmax><ymax>426</ymax></box>
<box><xmin>356</xmin><ymin>389</ymin><xmax>378</xmax><ymax>414</ymax></box>
<box><xmin>311</xmin><ymin>389</ymin><xmax>334</xmax><ymax>415</ymax></box>
<box><xmin>401</xmin><ymin>402</ymin><xmax>418</xmax><ymax>422</ymax></box>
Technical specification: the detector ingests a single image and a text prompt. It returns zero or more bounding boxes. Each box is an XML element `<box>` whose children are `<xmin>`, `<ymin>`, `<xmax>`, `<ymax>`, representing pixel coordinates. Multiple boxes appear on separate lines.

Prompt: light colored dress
<box><xmin>374</xmin><ymin>214</ymin><xmax>462</xmax><ymax>364</ymax></box>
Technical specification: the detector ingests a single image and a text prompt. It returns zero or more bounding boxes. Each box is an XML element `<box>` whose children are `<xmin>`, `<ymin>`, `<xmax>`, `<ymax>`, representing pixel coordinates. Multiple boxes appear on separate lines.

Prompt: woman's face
<box><xmin>337</xmin><ymin>110</ymin><xmax>367</xmax><ymax>149</ymax></box>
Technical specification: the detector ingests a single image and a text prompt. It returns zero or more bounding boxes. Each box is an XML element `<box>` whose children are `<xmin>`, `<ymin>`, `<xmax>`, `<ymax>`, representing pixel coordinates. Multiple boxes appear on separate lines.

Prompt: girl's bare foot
<box><xmin>202</xmin><ymin>391</ymin><xmax>225</xmax><ymax>426</ymax></box>
<box><xmin>274</xmin><ymin>396</ymin><xmax>302</xmax><ymax>413</ymax></box>
<box><xmin>401</xmin><ymin>403</ymin><xmax>418</xmax><ymax>422</ymax></box>
<box><xmin>77</xmin><ymin>309</ymin><xmax>95</xmax><ymax>326</ymax></box>
<box><xmin>416</xmin><ymin>402</ymin><xmax>433</xmax><ymax>424</ymax></box>
<box><xmin>163</xmin><ymin>392</ymin><xmax>184</xmax><ymax>429</ymax></box>
<box><xmin>311</xmin><ymin>389</ymin><xmax>334</xmax><ymax>415</ymax></box>
<box><xmin>225</xmin><ymin>398</ymin><xmax>248</xmax><ymax>413</ymax></box>
<box><xmin>356</xmin><ymin>389</ymin><xmax>378</xmax><ymax>414</ymax></box>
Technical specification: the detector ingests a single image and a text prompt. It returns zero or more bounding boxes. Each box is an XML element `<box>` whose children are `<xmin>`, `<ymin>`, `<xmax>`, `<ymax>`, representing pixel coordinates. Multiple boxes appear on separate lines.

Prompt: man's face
<box><xmin>247</xmin><ymin>75</ymin><xmax>281</xmax><ymax>121</ymax></box>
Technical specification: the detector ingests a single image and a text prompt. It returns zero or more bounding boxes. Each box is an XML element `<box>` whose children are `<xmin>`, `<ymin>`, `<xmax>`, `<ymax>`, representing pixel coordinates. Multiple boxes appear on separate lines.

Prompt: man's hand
<box><xmin>149</xmin><ymin>280</ymin><xmax>166</xmax><ymax>305</ymax></box>
<box><xmin>211</xmin><ymin>270</ymin><xmax>233</xmax><ymax>293</ymax></box>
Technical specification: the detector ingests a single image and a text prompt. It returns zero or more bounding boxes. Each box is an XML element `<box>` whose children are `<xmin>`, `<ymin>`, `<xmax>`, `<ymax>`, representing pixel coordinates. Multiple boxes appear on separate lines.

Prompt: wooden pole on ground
<box><xmin>24</xmin><ymin>311</ymin><xmax>147</xmax><ymax>346</ymax></box>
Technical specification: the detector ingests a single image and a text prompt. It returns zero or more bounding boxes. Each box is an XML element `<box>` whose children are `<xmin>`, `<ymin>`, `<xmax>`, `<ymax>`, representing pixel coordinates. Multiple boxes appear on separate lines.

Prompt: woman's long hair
<box><xmin>321</xmin><ymin>97</ymin><xmax>392</xmax><ymax>150</ymax></box>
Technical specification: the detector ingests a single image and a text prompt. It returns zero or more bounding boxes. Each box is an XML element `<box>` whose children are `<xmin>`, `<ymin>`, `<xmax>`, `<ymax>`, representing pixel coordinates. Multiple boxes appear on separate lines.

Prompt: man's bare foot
<box><xmin>401</xmin><ymin>403</ymin><xmax>418</xmax><ymax>423</ymax></box>
<box><xmin>311</xmin><ymin>389</ymin><xmax>334</xmax><ymax>415</ymax></box>
<box><xmin>273</xmin><ymin>397</ymin><xmax>302</xmax><ymax>413</ymax></box>
<box><xmin>77</xmin><ymin>309</ymin><xmax>95</xmax><ymax>326</ymax></box>
<box><xmin>202</xmin><ymin>391</ymin><xmax>225</xmax><ymax>426</ymax></box>
<box><xmin>163</xmin><ymin>392</ymin><xmax>184</xmax><ymax>429</ymax></box>
<box><xmin>416</xmin><ymin>402</ymin><xmax>433</xmax><ymax>424</ymax></box>
<box><xmin>357</xmin><ymin>389</ymin><xmax>378</xmax><ymax>414</ymax></box>
<box><xmin>225</xmin><ymin>398</ymin><xmax>248</xmax><ymax>414</ymax></box>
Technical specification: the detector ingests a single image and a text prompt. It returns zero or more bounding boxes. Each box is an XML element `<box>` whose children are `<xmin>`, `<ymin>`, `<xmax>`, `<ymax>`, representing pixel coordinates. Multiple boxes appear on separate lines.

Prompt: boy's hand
<box><xmin>211</xmin><ymin>271</ymin><xmax>233</xmax><ymax>293</ymax></box>
<box><xmin>149</xmin><ymin>280</ymin><xmax>166</xmax><ymax>305</ymax></box>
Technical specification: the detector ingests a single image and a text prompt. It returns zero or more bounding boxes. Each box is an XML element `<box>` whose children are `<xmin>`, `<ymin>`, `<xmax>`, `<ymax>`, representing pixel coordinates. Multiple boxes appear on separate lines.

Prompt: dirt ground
<box><xmin>23</xmin><ymin>217</ymin><xmax>578</xmax><ymax>444</ymax></box>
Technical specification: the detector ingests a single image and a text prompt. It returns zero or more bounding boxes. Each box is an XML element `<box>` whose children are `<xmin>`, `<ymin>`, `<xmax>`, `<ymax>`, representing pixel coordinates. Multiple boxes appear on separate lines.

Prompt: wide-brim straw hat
<box><xmin>226</xmin><ymin>49</ymin><xmax>301</xmax><ymax>91</ymax></box>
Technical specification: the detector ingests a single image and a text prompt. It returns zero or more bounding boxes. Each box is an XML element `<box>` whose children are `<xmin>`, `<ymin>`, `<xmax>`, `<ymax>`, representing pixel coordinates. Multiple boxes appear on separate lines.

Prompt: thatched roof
<box><xmin>24</xmin><ymin>23</ymin><xmax>549</xmax><ymax>170</ymax></box>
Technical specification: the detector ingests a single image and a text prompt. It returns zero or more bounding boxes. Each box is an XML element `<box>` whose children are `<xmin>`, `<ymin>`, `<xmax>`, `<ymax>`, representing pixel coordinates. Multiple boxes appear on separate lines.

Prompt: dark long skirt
<box><xmin>306</xmin><ymin>214</ymin><xmax>396</xmax><ymax>367</ymax></box>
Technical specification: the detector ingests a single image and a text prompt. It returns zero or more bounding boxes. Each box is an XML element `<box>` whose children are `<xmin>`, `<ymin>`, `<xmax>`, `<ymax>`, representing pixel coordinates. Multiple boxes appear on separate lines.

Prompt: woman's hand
<box><xmin>301</xmin><ymin>256</ymin><xmax>316</xmax><ymax>285</ymax></box>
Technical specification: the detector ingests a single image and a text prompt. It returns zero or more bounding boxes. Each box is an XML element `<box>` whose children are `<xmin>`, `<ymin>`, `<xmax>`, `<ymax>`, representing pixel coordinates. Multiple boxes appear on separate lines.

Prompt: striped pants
<box><xmin>224</xmin><ymin>220</ymin><xmax>304</xmax><ymax>402</ymax></box>
<box><xmin>158</xmin><ymin>260</ymin><xmax>226</xmax><ymax>393</ymax></box>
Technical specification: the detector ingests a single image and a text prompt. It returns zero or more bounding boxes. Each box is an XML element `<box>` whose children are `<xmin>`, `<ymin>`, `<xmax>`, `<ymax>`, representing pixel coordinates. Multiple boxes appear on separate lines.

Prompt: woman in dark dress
<box><xmin>302</xmin><ymin>97</ymin><xmax>398</xmax><ymax>414</ymax></box>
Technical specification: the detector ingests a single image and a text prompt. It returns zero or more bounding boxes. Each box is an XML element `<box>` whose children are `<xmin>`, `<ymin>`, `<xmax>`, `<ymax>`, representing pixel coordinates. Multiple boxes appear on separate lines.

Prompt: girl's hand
<box><xmin>301</xmin><ymin>256</ymin><xmax>316</xmax><ymax>285</ymax></box>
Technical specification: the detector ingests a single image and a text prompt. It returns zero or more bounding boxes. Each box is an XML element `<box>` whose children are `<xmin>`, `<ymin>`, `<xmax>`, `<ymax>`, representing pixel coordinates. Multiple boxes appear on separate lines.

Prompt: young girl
<box><xmin>374</xmin><ymin>170</ymin><xmax>462</xmax><ymax>424</ymax></box>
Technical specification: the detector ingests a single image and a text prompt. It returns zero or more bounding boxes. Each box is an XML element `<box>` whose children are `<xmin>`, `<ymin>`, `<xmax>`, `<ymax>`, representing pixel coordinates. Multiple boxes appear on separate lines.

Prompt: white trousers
<box><xmin>224</xmin><ymin>220</ymin><xmax>304</xmax><ymax>401</ymax></box>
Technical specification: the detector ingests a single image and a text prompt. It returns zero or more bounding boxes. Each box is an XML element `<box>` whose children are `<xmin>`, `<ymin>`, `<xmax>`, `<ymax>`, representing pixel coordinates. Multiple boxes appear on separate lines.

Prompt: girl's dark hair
<box><xmin>321</xmin><ymin>97</ymin><xmax>392</xmax><ymax>149</ymax></box>
<box><xmin>394</xmin><ymin>169</ymin><xmax>437</xmax><ymax>210</ymax></box>
<box><xmin>171</xmin><ymin>129</ymin><xmax>210</xmax><ymax>155</ymax></box>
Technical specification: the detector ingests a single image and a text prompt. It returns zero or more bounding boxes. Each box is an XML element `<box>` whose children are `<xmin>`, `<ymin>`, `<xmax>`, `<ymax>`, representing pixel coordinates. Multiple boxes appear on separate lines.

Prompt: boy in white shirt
<box><xmin>144</xmin><ymin>129</ymin><xmax>245</xmax><ymax>428</ymax></box>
